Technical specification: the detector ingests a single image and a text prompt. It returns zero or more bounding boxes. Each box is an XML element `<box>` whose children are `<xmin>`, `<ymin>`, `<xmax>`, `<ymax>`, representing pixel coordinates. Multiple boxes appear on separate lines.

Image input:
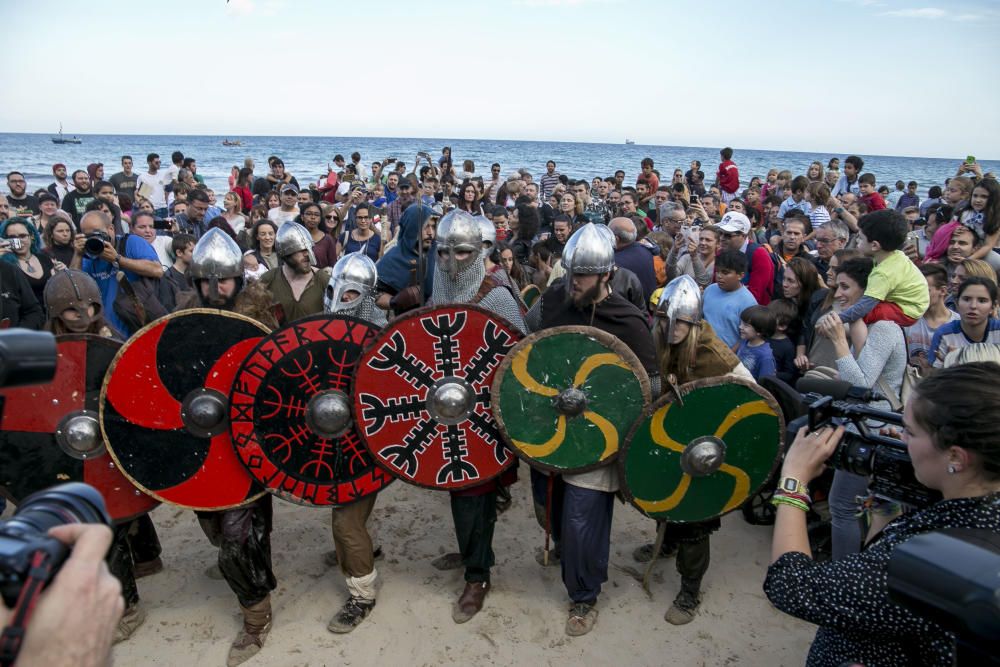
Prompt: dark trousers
<box><xmin>561</xmin><ymin>483</ymin><xmax>614</xmax><ymax>605</ymax></box>
<box><xmin>662</xmin><ymin>521</ymin><xmax>714</xmax><ymax>593</ymax></box>
<box><xmin>530</xmin><ymin>467</ymin><xmax>565</xmax><ymax>546</ymax></box>
<box><xmin>128</xmin><ymin>513</ymin><xmax>162</xmax><ymax>562</ymax></box>
<box><xmin>108</xmin><ymin>523</ymin><xmax>139</xmax><ymax>608</ymax></box>
<box><xmin>450</xmin><ymin>491</ymin><xmax>497</xmax><ymax>584</ymax></box>
<box><xmin>196</xmin><ymin>495</ymin><xmax>276</xmax><ymax>607</ymax></box>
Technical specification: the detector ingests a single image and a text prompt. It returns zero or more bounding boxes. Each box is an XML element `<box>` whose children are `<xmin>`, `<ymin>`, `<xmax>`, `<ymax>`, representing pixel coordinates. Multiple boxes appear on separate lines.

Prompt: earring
<box><xmin>947</xmin><ymin>464</ymin><xmax>957</xmax><ymax>474</ymax></box>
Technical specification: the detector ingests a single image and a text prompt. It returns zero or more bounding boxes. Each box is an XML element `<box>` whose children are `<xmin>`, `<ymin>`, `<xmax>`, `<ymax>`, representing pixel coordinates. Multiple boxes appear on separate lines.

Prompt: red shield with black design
<box><xmin>0</xmin><ymin>335</ymin><xmax>158</xmax><ymax>522</ymax></box>
<box><xmin>353</xmin><ymin>304</ymin><xmax>521</xmax><ymax>491</ymax></box>
<box><xmin>229</xmin><ymin>314</ymin><xmax>393</xmax><ymax>506</ymax></box>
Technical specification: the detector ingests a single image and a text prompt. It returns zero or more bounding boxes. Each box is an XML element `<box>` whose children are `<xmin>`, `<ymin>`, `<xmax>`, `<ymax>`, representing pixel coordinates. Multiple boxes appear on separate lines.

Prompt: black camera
<box><xmin>805</xmin><ymin>394</ymin><xmax>940</xmax><ymax>508</ymax></box>
<box><xmin>0</xmin><ymin>483</ymin><xmax>111</xmax><ymax>607</ymax></box>
<box><xmin>83</xmin><ymin>231</ymin><xmax>110</xmax><ymax>259</ymax></box>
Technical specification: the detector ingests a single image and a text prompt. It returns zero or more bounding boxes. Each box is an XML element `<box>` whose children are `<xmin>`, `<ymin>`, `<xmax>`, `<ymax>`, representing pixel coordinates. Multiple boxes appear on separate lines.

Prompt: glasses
<box><xmin>302</xmin><ymin>211</ymin><xmax>320</xmax><ymax>217</ymax></box>
<box><xmin>815</xmin><ymin>236</ymin><xmax>837</xmax><ymax>244</ymax></box>
<box><xmin>5</xmin><ymin>233</ymin><xmax>30</xmax><ymax>239</ymax></box>
<box><xmin>355</xmin><ymin>215</ymin><xmax>370</xmax><ymax>221</ymax></box>
<box><xmin>8</xmin><ymin>179</ymin><xmax>25</xmax><ymax>185</ymax></box>
<box><xmin>325</xmin><ymin>215</ymin><xmax>336</xmax><ymax>220</ymax></box>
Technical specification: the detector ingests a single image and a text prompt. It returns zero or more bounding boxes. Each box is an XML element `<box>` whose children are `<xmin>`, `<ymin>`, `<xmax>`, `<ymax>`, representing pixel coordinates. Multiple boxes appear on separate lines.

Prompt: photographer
<box><xmin>0</xmin><ymin>524</ymin><xmax>123</xmax><ymax>667</ymax></box>
<box><xmin>764</xmin><ymin>362</ymin><xmax>1000</xmax><ymax>667</ymax></box>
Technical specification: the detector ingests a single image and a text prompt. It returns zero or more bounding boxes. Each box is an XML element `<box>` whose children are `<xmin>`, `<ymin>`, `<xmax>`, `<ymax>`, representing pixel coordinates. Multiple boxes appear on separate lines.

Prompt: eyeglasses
<box><xmin>355</xmin><ymin>215</ymin><xmax>370</xmax><ymax>221</ymax></box>
<box><xmin>7</xmin><ymin>179</ymin><xmax>25</xmax><ymax>185</ymax></box>
<box><xmin>4</xmin><ymin>233</ymin><xmax>30</xmax><ymax>239</ymax></box>
<box><xmin>815</xmin><ymin>236</ymin><xmax>838</xmax><ymax>244</ymax></box>
<box><xmin>302</xmin><ymin>211</ymin><xmax>320</xmax><ymax>217</ymax></box>
<box><xmin>325</xmin><ymin>215</ymin><xmax>336</xmax><ymax>220</ymax></box>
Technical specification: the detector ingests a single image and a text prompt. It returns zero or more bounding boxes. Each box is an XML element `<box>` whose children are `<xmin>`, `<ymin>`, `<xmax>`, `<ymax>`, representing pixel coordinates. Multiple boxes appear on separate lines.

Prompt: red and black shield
<box><xmin>100</xmin><ymin>309</ymin><xmax>269</xmax><ymax>511</ymax></box>
<box><xmin>353</xmin><ymin>304</ymin><xmax>521</xmax><ymax>491</ymax></box>
<box><xmin>0</xmin><ymin>335</ymin><xmax>158</xmax><ymax>522</ymax></box>
<box><xmin>229</xmin><ymin>314</ymin><xmax>393</xmax><ymax>506</ymax></box>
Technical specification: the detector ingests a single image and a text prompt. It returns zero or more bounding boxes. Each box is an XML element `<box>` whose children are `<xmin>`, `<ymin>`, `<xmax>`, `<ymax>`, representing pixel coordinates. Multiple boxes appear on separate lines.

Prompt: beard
<box><xmin>569</xmin><ymin>282</ymin><xmax>604</xmax><ymax>309</ymax></box>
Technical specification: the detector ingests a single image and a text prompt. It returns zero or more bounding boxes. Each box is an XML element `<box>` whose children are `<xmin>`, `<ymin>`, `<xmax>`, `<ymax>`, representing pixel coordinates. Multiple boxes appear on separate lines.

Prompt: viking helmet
<box><xmin>561</xmin><ymin>223</ymin><xmax>615</xmax><ymax>293</ymax></box>
<box><xmin>435</xmin><ymin>210</ymin><xmax>482</xmax><ymax>279</ymax></box>
<box><xmin>43</xmin><ymin>269</ymin><xmax>103</xmax><ymax>333</ymax></box>
<box><xmin>475</xmin><ymin>216</ymin><xmax>497</xmax><ymax>257</ymax></box>
<box><xmin>324</xmin><ymin>252</ymin><xmax>377</xmax><ymax>314</ymax></box>
<box><xmin>189</xmin><ymin>228</ymin><xmax>244</xmax><ymax>306</ymax></box>
<box><xmin>656</xmin><ymin>274</ymin><xmax>702</xmax><ymax>342</ymax></box>
<box><xmin>275</xmin><ymin>221</ymin><xmax>316</xmax><ymax>265</ymax></box>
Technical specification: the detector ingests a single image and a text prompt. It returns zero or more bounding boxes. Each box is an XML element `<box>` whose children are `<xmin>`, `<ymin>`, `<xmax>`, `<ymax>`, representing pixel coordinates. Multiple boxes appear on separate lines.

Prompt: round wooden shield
<box><xmin>229</xmin><ymin>315</ymin><xmax>394</xmax><ymax>507</ymax></box>
<box><xmin>353</xmin><ymin>304</ymin><xmax>522</xmax><ymax>491</ymax></box>
<box><xmin>619</xmin><ymin>377</ymin><xmax>784</xmax><ymax>523</ymax></box>
<box><xmin>520</xmin><ymin>284</ymin><xmax>541</xmax><ymax>309</ymax></box>
<box><xmin>100</xmin><ymin>310</ymin><xmax>269</xmax><ymax>511</ymax></box>
<box><xmin>0</xmin><ymin>335</ymin><xmax>159</xmax><ymax>522</ymax></box>
<box><xmin>491</xmin><ymin>326</ymin><xmax>651</xmax><ymax>474</ymax></box>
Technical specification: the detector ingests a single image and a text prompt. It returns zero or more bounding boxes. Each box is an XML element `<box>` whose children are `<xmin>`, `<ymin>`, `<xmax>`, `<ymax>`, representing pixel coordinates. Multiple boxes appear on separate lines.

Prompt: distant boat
<box><xmin>625</xmin><ymin>137</ymin><xmax>635</xmax><ymax>145</ymax></box>
<box><xmin>222</xmin><ymin>139</ymin><xmax>242</xmax><ymax>146</ymax></box>
<box><xmin>51</xmin><ymin>123</ymin><xmax>82</xmax><ymax>145</ymax></box>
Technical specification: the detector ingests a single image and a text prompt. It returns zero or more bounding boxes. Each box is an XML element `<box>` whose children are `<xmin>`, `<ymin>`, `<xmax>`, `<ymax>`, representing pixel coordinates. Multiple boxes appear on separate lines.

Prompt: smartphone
<box><xmin>153</xmin><ymin>218</ymin><xmax>173</xmax><ymax>230</ymax></box>
<box><xmin>690</xmin><ymin>193</ymin><xmax>700</xmax><ymax>203</ymax></box>
<box><xmin>966</xmin><ymin>155</ymin><xmax>976</xmax><ymax>164</ymax></box>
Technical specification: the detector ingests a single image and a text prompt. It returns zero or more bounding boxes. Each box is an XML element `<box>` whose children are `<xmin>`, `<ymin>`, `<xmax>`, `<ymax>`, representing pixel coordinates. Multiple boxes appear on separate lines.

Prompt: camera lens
<box><xmin>3</xmin><ymin>482</ymin><xmax>110</xmax><ymax>538</ymax></box>
<box><xmin>831</xmin><ymin>433</ymin><xmax>875</xmax><ymax>477</ymax></box>
<box><xmin>84</xmin><ymin>236</ymin><xmax>105</xmax><ymax>257</ymax></box>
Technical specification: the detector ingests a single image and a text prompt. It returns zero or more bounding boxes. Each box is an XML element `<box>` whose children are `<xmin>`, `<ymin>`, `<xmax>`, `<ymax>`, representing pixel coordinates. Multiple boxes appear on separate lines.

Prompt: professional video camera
<box><xmin>793</xmin><ymin>377</ymin><xmax>940</xmax><ymax>508</ymax></box>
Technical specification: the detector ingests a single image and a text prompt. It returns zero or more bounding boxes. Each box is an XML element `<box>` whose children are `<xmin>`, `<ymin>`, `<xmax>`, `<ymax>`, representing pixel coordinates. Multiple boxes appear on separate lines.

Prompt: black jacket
<box><xmin>0</xmin><ymin>262</ymin><xmax>45</xmax><ymax>330</ymax></box>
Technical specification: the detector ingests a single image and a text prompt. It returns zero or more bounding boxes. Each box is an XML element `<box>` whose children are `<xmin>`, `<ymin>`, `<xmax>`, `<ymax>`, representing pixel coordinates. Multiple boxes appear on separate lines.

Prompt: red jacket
<box><xmin>862</xmin><ymin>192</ymin><xmax>886</xmax><ymax>211</ymax></box>
<box><xmin>717</xmin><ymin>160</ymin><xmax>740</xmax><ymax>194</ymax></box>
<box><xmin>234</xmin><ymin>185</ymin><xmax>253</xmax><ymax>213</ymax></box>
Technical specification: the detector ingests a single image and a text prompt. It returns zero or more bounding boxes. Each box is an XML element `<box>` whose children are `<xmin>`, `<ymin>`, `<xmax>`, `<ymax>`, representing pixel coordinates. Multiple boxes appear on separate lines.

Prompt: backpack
<box><xmin>742</xmin><ymin>241</ymin><xmax>783</xmax><ymax>301</ymax></box>
<box><xmin>112</xmin><ymin>235</ymin><xmax>170</xmax><ymax>333</ymax></box>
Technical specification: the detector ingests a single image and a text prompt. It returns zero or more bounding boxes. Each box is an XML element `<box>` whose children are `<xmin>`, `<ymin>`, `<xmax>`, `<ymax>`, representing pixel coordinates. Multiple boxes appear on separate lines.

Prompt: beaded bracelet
<box><xmin>775</xmin><ymin>490</ymin><xmax>812</xmax><ymax>506</ymax></box>
<box><xmin>771</xmin><ymin>494</ymin><xmax>810</xmax><ymax>512</ymax></box>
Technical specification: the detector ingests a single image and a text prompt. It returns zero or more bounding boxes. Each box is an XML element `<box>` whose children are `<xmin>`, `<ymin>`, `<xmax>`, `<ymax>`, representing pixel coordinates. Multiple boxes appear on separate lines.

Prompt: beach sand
<box><xmin>112</xmin><ymin>480</ymin><xmax>815</xmax><ymax>666</ymax></box>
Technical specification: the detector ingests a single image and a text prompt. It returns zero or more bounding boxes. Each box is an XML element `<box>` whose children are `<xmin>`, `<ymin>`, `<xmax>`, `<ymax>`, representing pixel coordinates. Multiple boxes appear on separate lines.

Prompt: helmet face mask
<box><xmin>435</xmin><ymin>210</ymin><xmax>482</xmax><ymax>280</ymax></box>
<box><xmin>188</xmin><ymin>228</ymin><xmax>244</xmax><ymax>307</ymax></box>
<box><xmin>475</xmin><ymin>217</ymin><xmax>497</xmax><ymax>260</ymax></box>
<box><xmin>44</xmin><ymin>270</ymin><xmax>103</xmax><ymax>332</ymax></box>
<box><xmin>324</xmin><ymin>252</ymin><xmax>377</xmax><ymax>314</ymax></box>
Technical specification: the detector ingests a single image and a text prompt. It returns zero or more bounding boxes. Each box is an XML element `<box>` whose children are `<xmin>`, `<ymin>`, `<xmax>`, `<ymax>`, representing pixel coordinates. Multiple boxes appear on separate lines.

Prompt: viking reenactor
<box><xmin>41</xmin><ymin>269</ymin><xmax>164</xmax><ymax>643</ymax></box>
<box><xmin>429</xmin><ymin>210</ymin><xmax>526</xmax><ymax>623</ymax></box>
<box><xmin>321</xmin><ymin>251</ymin><xmax>386</xmax><ymax>632</ymax></box>
<box><xmin>640</xmin><ymin>274</ymin><xmax>754</xmax><ymax>625</ymax></box>
<box><xmin>524</xmin><ymin>223</ymin><xmax>659</xmax><ymax>636</ymax></box>
<box><xmin>259</xmin><ymin>221</ymin><xmax>331</xmax><ymax>323</ymax></box>
<box><xmin>374</xmin><ymin>203</ymin><xmax>437</xmax><ymax>316</ymax></box>
<box><xmin>175</xmin><ymin>228</ymin><xmax>280</xmax><ymax>666</ymax></box>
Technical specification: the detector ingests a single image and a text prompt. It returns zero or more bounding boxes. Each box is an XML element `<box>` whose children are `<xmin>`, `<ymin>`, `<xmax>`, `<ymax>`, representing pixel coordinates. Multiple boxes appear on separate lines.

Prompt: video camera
<box><xmin>794</xmin><ymin>377</ymin><xmax>940</xmax><ymax>508</ymax></box>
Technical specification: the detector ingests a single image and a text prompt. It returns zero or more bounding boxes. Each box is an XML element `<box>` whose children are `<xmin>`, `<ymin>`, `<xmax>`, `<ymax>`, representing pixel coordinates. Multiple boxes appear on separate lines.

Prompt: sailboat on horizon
<box><xmin>625</xmin><ymin>137</ymin><xmax>635</xmax><ymax>145</ymax></box>
<box><xmin>51</xmin><ymin>123</ymin><xmax>82</xmax><ymax>145</ymax></box>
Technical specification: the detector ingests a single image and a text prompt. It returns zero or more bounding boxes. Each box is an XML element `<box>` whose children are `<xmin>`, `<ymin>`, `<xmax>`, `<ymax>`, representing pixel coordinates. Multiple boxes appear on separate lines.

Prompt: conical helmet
<box><xmin>324</xmin><ymin>252</ymin><xmax>377</xmax><ymax>314</ymax></box>
<box><xmin>275</xmin><ymin>221</ymin><xmax>316</xmax><ymax>266</ymax></box>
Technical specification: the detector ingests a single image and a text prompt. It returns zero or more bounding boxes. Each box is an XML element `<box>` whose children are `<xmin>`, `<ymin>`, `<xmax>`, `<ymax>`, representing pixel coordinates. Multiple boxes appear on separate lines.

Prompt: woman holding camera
<box><xmin>765</xmin><ymin>362</ymin><xmax>1000</xmax><ymax>666</ymax></box>
<box><xmin>815</xmin><ymin>257</ymin><xmax>907</xmax><ymax>560</ymax></box>
<box><xmin>0</xmin><ymin>217</ymin><xmax>59</xmax><ymax>307</ymax></box>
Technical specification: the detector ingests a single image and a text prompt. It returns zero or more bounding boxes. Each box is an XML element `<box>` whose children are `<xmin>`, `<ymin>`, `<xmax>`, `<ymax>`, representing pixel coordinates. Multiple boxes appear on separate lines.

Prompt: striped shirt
<box><xmin>539</xmin><ymin>172</ymin><xmax>561</xmax><ymax>200</ymax></box>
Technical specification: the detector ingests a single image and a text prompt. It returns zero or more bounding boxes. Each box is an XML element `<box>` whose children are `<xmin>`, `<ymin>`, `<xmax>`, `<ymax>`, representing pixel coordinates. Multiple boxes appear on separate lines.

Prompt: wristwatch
<box><xmin>778</xmin><ymin>476</ymin><xmax>808</xmax><ymax>495</ymax></box>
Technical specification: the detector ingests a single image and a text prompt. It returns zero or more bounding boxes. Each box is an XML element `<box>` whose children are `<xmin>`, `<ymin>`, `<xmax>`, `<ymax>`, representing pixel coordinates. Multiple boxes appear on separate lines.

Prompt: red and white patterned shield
<box><xmin>229</xmin><ymin>315</ymin><xmax>394</xmax><ymax>506</ymax></box>
<box><xmin>353</xmin><ymin>304</ymin><xmax>521</xmax><ymax>491</ymax></box>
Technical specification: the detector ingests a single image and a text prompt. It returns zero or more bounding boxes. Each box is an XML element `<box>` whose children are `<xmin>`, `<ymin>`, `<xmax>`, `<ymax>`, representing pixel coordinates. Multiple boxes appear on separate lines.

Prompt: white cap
<box><xmin>717</xmin><ymin>211</ymin><xmax>751</xmax><ymax>235</ymax></box>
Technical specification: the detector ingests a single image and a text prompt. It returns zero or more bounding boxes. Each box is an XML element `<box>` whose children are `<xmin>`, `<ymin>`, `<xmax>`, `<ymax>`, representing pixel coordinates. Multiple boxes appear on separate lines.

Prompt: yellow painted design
<box><xmin>583</xmin><ymin>410</ymin><xmax>618</xmax><ymax>461</ymax></box>
<box><xmin>714</xmin><ymin>400</ymin><xmax>773</xmax><ymax>513</ymax></box>
<box><xmin>514</xmin><ymin>415</ymin><xmax>567</xmax><ymax>457</ymax></box>
<box><xmin>634</xmin><ymin>404</ymin><xmax>693</xmax><ymax>513</ymax></box>
<box><xmin>572</xmin><ymin>352</ymin><xmax>631</xmax><ymax>387</ymax></box>
<box><xmin>509</xmin><ymin>344</ymin><xmax>558</xmax><ymax>397</ymax></box>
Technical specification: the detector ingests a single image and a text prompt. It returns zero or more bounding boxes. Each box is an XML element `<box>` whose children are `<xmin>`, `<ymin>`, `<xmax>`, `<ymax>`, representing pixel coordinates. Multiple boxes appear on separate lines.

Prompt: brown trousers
<box><xmin>331</xmin><ymin>494</ymin><xmax>377</xmax><ymax>577</ymax></box>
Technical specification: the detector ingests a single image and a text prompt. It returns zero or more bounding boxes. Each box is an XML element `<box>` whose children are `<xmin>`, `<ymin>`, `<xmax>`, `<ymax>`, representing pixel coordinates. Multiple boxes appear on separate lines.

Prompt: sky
<box><xmin>1</xmin><ymin>0</ymin><xmax>998</xmax><ymax>158</ymax></box>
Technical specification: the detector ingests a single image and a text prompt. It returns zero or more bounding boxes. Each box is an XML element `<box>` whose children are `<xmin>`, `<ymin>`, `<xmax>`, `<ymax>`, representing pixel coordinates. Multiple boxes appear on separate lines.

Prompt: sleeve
<box><xmin>758</xmin><ymin>347</ymin><xmax>777</xmax><ymax>378</ymax></box>
<box><xmin>12</xmin><ymin>268</ymin><xmax>44</xmax><ymax>330</ymax></box>
<box><xmin>929</xmin><ymin>327</ymin><xmax>947</xmax><ymax>368</ymax></box>
<box><xmin>125</xmin><ymin>235</ymin><xmax>159</xmax><ymax>263</ymax></box>
<box><xmin>763</xmin><ymin>549</ymin><xmax>928</xmax><ymax>635</ymax></box>
<box><xmin>746</xmin><ymin>248</ymin><xmax>773</xmax><ymax>304</ymax></box>
<box><xmin>689</xmin><ymin>253</ymin><xmax>711</xmax><ymax>288</ymax></box>
<box><xmin>835</xmin><ymin>324</ymin><xmax>896</xmax><ymax>389</ymax></box>
<box><xmin>838</xmin><ymin>294</ymin><xmax>879</xmax><ymax>323</ymax></box>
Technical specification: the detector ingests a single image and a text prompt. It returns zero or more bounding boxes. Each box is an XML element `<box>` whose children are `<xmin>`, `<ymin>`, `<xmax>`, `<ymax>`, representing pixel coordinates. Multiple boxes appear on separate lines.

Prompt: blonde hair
<box><xmin>943</xmin><ymin>343</ymin><xmax>1000</xmax><ymax>368</ymax></box>
<box><xmin>960</xmin><ymin>258</ymin><xmax>997</xmax><ymax>285</ymax></box>
<box><xmin>653</xmin><ymin>317</ymin><xmax>700</xmax><ymax>384</ymax></box>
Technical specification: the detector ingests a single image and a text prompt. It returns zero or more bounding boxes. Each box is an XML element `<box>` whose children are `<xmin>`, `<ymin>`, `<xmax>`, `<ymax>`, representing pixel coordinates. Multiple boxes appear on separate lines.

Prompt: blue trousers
<box><xmin>561</xmin><ymin>483</ymin><xmax>614</xmax><ymax>605</ymax></box>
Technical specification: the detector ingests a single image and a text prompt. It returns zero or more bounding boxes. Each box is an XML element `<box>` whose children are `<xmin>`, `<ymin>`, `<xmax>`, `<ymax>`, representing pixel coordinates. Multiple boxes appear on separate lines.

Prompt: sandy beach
<box><xmin>111</xmin><ymin>477</ymin><xmax>815</xmax><ymax>667</ymax></box>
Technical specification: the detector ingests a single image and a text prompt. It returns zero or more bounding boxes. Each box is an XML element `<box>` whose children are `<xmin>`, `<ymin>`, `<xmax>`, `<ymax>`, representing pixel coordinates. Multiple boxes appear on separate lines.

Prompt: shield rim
<box><xmin>99</xmin><ymin>309</ymin><xmax>270</xmax><ymax>511</ymax></box>
<box><xmin>353</xmin><ymin>302</ymin><xmax>522</xmax><ymax>491</ymax></box>
<box><xmin>229</xmin><ymin>312</ymin><xmax>394</xmax><ymax>507</ymax></box>
<box><xmin>617</xmin><ymin>376</ymin><xmax>784</xmax><ymax>523</ymax></box>
<box><xmin>491</xmin><ymin>325</ymin><xmax>652</xmax><ymax>474</ymax></box>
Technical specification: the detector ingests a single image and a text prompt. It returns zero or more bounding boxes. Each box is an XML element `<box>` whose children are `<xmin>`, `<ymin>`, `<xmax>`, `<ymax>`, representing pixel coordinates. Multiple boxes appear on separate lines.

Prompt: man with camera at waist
<box><xmin>69</xmin><ymin>210</ymin><xmax>163</xmax><ymax>337</ymax></box>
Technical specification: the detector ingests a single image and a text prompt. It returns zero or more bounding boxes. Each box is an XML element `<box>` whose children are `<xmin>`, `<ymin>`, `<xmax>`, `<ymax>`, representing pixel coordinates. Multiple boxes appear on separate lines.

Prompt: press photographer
<box><xmin>764</xmin><ymin>362</ymin><xmax>1000</xmax><ymax>666</ymax></box>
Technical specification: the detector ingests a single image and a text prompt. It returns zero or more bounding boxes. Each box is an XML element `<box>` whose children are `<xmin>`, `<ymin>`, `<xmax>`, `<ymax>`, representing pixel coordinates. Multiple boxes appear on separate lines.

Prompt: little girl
<box><xmin>736</xmin><ymin>305</ymin><xmax>778</xmax><ymax>381</ymax></box>
<box><xmin>962</xmin><ymin>179</ymin><xmax>1000</xmax><ymax>265</ymax></box>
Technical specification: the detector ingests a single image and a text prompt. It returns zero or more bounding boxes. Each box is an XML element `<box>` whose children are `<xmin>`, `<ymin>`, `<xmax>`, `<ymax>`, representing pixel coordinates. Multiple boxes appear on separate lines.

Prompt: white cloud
<box><xmin>513</xmin><ymin>0</ymin><xmax>616</xmax><ymax>6</ymax></box>
<box><xmin>880</xmin><ymin>7</ymin><xmax>947</xmax><ymax>18</ymax></box>
<box><xmin>226</xmin><ymin>0</ymin><xmax>256</xmax><ymax>16</ymax></box>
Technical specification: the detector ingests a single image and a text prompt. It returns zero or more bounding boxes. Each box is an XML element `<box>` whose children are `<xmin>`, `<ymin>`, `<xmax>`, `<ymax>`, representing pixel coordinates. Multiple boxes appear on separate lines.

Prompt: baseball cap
<box><xmin>280</xmin><ymin>183</ymin><xmax>299</xmax><ymax>195</ymax></box>
<box><xmin>38</xmin><ymin>192</ymin><xmax>59</xmax><ymax>205</ymax></box>
<box><xmin>52</xmin><ymin>163</ymin><xmax>66</xmax><ymax>172</ymax></box>
<box><xmin>397</xmin><ymin>179</ymin><xmax>413</xmax><ymax>190</ymax></box>
<box><xmin>717</xmin><ymin>211</ymin><xmax>751</xmax><ymax>235</ymax></box>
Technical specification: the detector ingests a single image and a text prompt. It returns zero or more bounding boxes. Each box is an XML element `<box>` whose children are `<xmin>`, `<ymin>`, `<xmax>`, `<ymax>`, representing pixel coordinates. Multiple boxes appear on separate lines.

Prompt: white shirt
<box><xmin>267</xmin><ymin>208</ymin><xmax>299</xmax><ymax>224</ymax></box>
<box><xmin>136</xmin><ymin>171</ymin><xmax>170</xmax><ymax>208</ymax></box>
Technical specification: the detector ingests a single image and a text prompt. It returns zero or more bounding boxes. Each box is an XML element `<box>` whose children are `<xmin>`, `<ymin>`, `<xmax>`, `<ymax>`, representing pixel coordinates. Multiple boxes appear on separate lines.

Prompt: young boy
<box><xmin>716</xmin><ymin>147</ymin><xmax>740</xmax><ymax>204</ymax></box>
<box><xmin>821</xmin><ymin>209</ymin><xmax>929</xmax><ymax>344</ymax></box>
<box><xmin>905</xmin><ymin>263</ymin><xmax>959</xmax><ymax>371</ymax></box>
<box><xmin>736</xmin><ymin>305</ymin><xmax>777</xmax><ymax>380</ymax></box>
<box><xmin>778</xmin><ymin>176</ymin><xmax>812</xmax><ymax>219</ymax></box>
<box><xmin>702</xmin><ymin>249</ymin><xmax>759</xmax><ymax>349</ymax></box>
<box><xmin>766</xmin><ymin>298</ymin><xmax>800</xmax><ymax>385</ymax></box>
<box><xmin>858</xmin><ymin>173</ymin><xmax>886</xmax><ymax>211</ymax></box>
<box><xmin>492</xmin><ymin>207</ymin><xmax>510</xmax><ymax>242</ymax></box>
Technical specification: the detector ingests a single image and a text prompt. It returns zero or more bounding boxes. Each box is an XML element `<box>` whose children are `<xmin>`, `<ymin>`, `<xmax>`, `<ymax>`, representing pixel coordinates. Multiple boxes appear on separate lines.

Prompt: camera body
<box><xmin>805</xmin><ymin>395</ymin><xmax>940</xmax><ymax>508</ymax></box>
<box><xmin>83</xmin><ymin>231</ymin><xmax>110</xmax><ymax>258</ymax></box>
<box><xmin>0</xmin><ymin>483</ymin><xmax>111</xmax><ymax>606</ymax></box>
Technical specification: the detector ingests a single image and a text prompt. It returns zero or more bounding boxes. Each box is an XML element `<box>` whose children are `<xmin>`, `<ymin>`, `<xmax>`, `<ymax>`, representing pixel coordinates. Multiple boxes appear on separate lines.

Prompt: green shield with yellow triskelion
<box><xmin>620</xmin><ymin>378</ymin><xmax>783</xmax><ymax>523</ymax></box>
<box><xmin>491</xmin><ymin>326</ymin><xmax>651</xmax><ymax>474</ymax></box>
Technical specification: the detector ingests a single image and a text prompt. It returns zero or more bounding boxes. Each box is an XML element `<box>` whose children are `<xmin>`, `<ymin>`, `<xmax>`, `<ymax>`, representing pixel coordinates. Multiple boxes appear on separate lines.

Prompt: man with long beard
<box><xmin>259</xmin><ymin>221</ymin><xmax>331</xmax><ymax>323</ymax></box>
<box><xmin>525</xmin><ymin>222</ymin><xmax>658</xmax><ymax>636</ymax></box>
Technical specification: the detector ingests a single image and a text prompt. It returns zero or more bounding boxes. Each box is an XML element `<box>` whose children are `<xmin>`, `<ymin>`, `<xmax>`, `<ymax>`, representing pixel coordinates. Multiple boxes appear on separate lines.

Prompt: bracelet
<box><xmin>774</xmin><ymin>489</ymin><xmax>812</xmax><ymax>506</ymax></box>
<box><xmin>771</xmin><ymin>495</ymin><xmax>810</xmax><ymax>512</ymax></box>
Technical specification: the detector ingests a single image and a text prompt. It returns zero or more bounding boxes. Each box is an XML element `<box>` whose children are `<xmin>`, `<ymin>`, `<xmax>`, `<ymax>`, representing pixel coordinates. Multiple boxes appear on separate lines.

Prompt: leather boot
<box><xmin>227</xmin><ymin>596</ymin><xmax>272</xmax><ymax>667</ymax></box>
<box><xmin>451</xmin><ymin>581</ymin><xmax>489</xmax><ymax>624</ymax></box>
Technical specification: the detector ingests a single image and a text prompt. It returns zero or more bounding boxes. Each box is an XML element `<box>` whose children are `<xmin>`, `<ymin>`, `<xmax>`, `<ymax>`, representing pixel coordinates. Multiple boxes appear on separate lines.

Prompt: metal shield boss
<box><xmin>491</xmin><ymin>326</ymin><xmax>651</xmax><ymax>473</ymax></box>
<box><xmin>619</xmin><ymin>377</ymin><xmax>784</xmax><ymax>523</ymax></box>
<box><xmin>100</xmin><ymin>310</ymin><xmax>269</xmax><ymax>511</ymax></box>
<box><xmin>0</xmin><ymin>335</ymin><xmax>159</xmax><ymax>522</ymax></box>
<box><xmin>229</xmin><ymin>314</ymin><xmax>393</xmax><ymax>506</ymax></box>
<box><xmin>354</xmin><ymin>304</ymin><xmax>522</xmax><ymax>490</ymax></box>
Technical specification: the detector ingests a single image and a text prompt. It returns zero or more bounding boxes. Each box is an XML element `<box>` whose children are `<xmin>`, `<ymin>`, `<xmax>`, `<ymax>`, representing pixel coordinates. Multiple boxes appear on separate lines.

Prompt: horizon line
<box><xmin>0</xmin><ymin>130</ymin><xmax>989</xmax><ymax>164</ymax></box>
